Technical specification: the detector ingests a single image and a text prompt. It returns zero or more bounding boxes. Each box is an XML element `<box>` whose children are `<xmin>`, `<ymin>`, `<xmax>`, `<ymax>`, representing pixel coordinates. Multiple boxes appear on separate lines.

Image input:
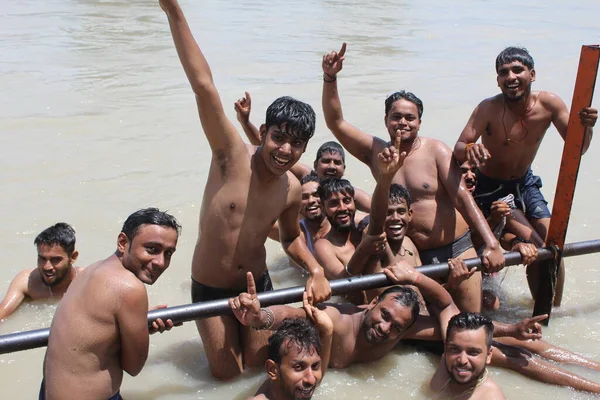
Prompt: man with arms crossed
<box><xmin>431</xmin><ymin>312</ymin><xmax>505</xmax><ymax>399</ymax></box>
<box><xmin>41</xmin><ymin>208</ymin><xmax>180</xmax><ymax>400</ymax></box>
<box><xmin>160</xmin><ymin>0</ymin><xmax>330</xmax><ymax>379</ymax></box>
<box><xmin>0</xmin><ymin>223</ymin><xmax>81</xmax><ymax>321</ymax></box>
<box><xmin>321</xmin><ymin>43</ymin><xmax>504</xmax><ymax>312</ymax></box>
<box><xmin>454</xmin><ymin>46</ymin><xmax>597</xmax><ymax>302</ymax></box>
<box><xmin>249</xmin><ymin>294</ymin><xmax>333</xmax><ymax>400</ymax></box>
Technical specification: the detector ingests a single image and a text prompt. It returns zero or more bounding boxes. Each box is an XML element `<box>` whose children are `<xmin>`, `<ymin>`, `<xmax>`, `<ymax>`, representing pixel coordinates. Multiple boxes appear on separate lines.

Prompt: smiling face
<box><xmin>118</xmin><ymin>224</ymin><xmax>178</xmax><ymax>285</ymax></box>
<box><xmin>362</xmin><ymin>295</ymin><xmax>415</xmax><ymax>344</ymax></box>
<box><xmin>314</xmin><ymin>151</ymin><xmax>345</xmax><ymax>179</ymax></box>
<box><xmin>300</xmin><ymin>181</ymin><xmax>323</xmax><ymax>222</ymax></box>
<box><xmin>268</xmin><ymin>341</ymin><xmax>322</xmax><ymax>400</ymax></box>
<box><xmin>260</xmin><ymin>125</ymin><xmax>307</xmax><ymax>176</ymax></box>
<box><xmin>459</xmin><ymin>161</ymin><xmax>477</xmax><ymax>193</ymax></box>
<box><xmin>497</xmin><ymin>60</ymin><xmax>535</xmax><ymax>102</ymax></box>
<box><xmin>444</xmin><ymin>327</ymin><xmax>492</xmax><ymax>385</ymax></box>
<box><xmin>37</xmin><ymin>244</ymin><xmax>76</xmax><ymax>287</ymax></box>
<box><xmin>384</xmin><ymin>99</ymin><xmax>421</xmax><ymax>143</ymax></box>
<box><xmin>385</xmin><ymin>198</ymin><xmax>412</xmax><ymax>242</ymax></box>
<box><xmin>322</xmin><ymin>191</ymin><xmax>355</xmax><ymax>231</ymax></box>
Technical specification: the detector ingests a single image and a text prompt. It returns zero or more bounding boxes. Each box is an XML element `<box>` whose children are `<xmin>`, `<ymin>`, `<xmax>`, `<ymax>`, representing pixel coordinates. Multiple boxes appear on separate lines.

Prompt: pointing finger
<box><xmin>246</xmin><ymin>272</ymin><xmax>257</xmax><ymax>296</ymax></box>
<box><xmin>338</xmin><ymin>42</ymin><xmax>347</xmax><ymax>58</ymax></box>
<box><xmin>245</xmin><ymin>91</ymin><xmax>251</xmax><ymax>103</ymax></box>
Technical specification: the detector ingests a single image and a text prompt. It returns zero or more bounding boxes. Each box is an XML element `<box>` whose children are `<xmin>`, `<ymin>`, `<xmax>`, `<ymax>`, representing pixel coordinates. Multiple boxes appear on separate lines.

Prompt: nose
<box><xmin>303</xmin><ymin>369</ymin><xmax>317</xmax><ymax>386</ymax></box>
<box><xmin>154</xmin><ymin>253</ymin><xmax>166</xmax><ymax>269</ymax></box>
<box><xmin>380</xmin><ymin>321</ymin><xmax>391</xmax><ymax>334</ymax></box>
<box><xmin>458</xmin><ymin>351</ymin><xmax>468</xmax><ymax>364</ymax></box>
<box><xmin>279</xmin><ymin>142</ymin><xmax>292</xmax><ymax>154</ymax></box>
<box><xmin>43</xmin><ymin>260</ymin><xmax>53</xmax><ymax>271</ymax></box>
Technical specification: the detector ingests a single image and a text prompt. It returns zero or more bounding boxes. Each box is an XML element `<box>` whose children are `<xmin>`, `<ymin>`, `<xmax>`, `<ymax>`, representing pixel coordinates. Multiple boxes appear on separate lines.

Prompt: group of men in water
<box><xmin>1</xmin><ymin>0</ymin><xmax>598</xmax><ymax>399</ymax></box>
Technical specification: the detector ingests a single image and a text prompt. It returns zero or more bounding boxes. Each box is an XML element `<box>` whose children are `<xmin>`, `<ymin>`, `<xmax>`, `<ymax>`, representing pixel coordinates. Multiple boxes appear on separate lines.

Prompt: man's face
<box><xmin>444</xmin><ymin>327</ymin><xmax>492</xmax><ymax>385</ymax></box>
<box><xmin>323</xmin><ymin>191</ymin><xmax>355</xmax><ymax>231</ymax></box>
<box><xmin>459</xmin><ymin>161</ymin><xmax>477</xmax><ymax>193</ymax></box>
<box><xmin>118</xmin><ymin>224</ymin><xmax>178</xmax><ymax>285</ymax></box>
<box><xmin>300</xmin><ymin>181</ymin><xmax>323</xmax><ymax>222</ymax></box>
<box><xmin>497</xmin><ymin>61</ymin><xmax>535</xmax><ymax>102</ymax></box>
<box><xmin>37</xmin><ymin>244</ymin><xmax>75</xmax><ymax>287</ymax></box>
<box><xmin>384</xmin><ymin>99</ymin><xmax>421</xmax><ymax>143</ymax></box>
<box><xmin>314</xmin><ymin>151</ymin><xmax>345</xmax><ymax>179</ymax></box>
<box><xmin>385</xmin><ymin>198</ymin><xmax>412</xmax><ymax>242</ymax></box>
<box><xmin>272</xmin><ymin>342</ymin><xmax>322</xmax><ymax>400</ymax></box>
<box><xmin>260</xmin><ymin>125</ymin><xmax>307</xmax><ymax>176</ymax></box>
<box><xmin>362</xmin><ymin>295</ymin><xmax>415</xmax><ymax>344</ymax></box>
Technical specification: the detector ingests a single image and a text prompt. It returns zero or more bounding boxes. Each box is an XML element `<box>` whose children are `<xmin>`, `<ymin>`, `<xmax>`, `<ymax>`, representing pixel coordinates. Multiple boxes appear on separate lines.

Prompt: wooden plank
<box><xmin>533</xmin><ymin>45</ymin><xmax>600</xmax><ymax>323</ymax></box>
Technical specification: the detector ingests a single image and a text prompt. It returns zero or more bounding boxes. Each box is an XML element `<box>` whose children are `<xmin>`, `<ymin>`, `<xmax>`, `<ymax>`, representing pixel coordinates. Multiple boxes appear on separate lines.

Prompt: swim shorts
<box><xmin>419</xmin><ymin>230</ymin><xmax>474</xmax><ymax>265</ymax></box>
<box><xmin>191</xmin><ymin>270</ymin><xmax>273</xmax><ymax>303</ymax></box>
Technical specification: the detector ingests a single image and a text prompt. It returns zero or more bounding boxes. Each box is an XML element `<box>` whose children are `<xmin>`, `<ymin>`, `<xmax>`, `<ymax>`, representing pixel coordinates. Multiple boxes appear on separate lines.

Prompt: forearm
<box><xmin>491</xmin><ymin>321</ymin><xmax>516</xmax><ymax>338</ymax></box>
<box><xmin>456</xmin><ymin>192</ymin><xmax>499</xmax><ymax>249</ymax></box>
<box><xmin>283</xmin><ymin>237</ymin><xmax>325</xmax><ymax>277</ymax></box>
<box><xmin>322</xmin><ymin>76</ymin><xmax>344</xmax><ymax>130</ymax></box>
<box><xmin>414</xmin><ymin>273</ymin><xmax>454</xmax><ymax>311</ymax></box>
<box><xmin>164</xmin><ymin>5</ymin><xmax>214</xmax><ymax>94</ymax></box>
<box><xmin>240</xmin><ymin>119</ymin><xmax>261</xmax><ymax>145</ymax></box>
<box><xmin>582</xmin><ymin>127</ymin><xmax>593</xmax><ymax>155</ymax></box>
<box><xmin>453</xmin><ymin>141</ymin><xmax>468</xmax><ymax>163</ymax></box>
<box><xmin>346</xmin><ymin>245</ymin><xmax>373</xmax><ymax>276</ymax></box>
<box><xmin>319</xmin><ymin>331</ymin><xmax>333</xmax><ymax>374</ymax></box>
<box><xmin>368</xmin><ymin>174</ymin><xmax>394</xmax><ymax>234</ymax></box>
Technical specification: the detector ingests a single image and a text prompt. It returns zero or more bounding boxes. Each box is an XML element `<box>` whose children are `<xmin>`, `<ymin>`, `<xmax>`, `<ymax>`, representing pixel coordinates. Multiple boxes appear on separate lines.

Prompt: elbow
<box><xmin>190</xmin><ymin>78</ymin><xmax>215</xmax><ymax>97</ymax></box>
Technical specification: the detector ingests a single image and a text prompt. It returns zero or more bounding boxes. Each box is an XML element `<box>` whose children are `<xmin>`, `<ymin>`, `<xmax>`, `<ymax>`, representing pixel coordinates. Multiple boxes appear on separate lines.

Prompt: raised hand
<box><xmin>234</xmin><ymin>91</ymin><xmax>252</xmax><ymax>124</ymax></box>
<box><xmin>148</xmin><ymin>304</ymin><xmax>181</xmax><ymax>334</ymax></box>
<box><xmin>302</xmin><ymin>292</ymin><xmax>334</xmax><ymax>336</ymax></box>
<box><xmin>512</xmin><ymin>242</ymin><xmax>538</xmax><ymax>266</ymax></box>
<box><xmin>512</xmin><ymin>314</ymin><xmax>547</xmax><ymax>341</ymax></box>
<box><xmin>322</xmin><ymin>43</ymin><xmax>346</xmax><ymax>79</ymax></box>
<box><xmin>383</xmin><ymin>260</ymin><xmax>421</xmax><ymax>285</ymax></box>
<box><xmin>446</xmin><ymin>258</ymin><xmax>477</xmax><ymax>290</ymax></box>
<box><xmin>490</xmin><ymin>200</ymin><xmax>511</xmax><ymax>225</ymax></box>
<box><xmin>466</xmin><ymin>142</ymin><xmax>491</xmax><ymax>168</ymax></box>
<box><xmin>306</xmin><ymin>271</ymin><xmax>331</xmax><ymax>305</ymax></box>
<box><xmin>229</xmin><ymin>272</ymin><xmax>263</xmax><ymax>328</ymax></box>
<box><xmin>580</xmin><ymin>107</ymin><xmax>598</xmax><ymax>127</ymax></box>
<box><xmin>377</xmin><ymin>134</ymin><xmax>406</xmax><ymax>178</ymax></box>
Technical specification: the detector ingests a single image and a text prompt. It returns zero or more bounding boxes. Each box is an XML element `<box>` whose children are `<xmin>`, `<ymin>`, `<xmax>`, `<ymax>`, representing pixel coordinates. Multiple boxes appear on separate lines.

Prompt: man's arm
<box><xmin>453</xmin><ymin>100</ymin><xmax>491</xmax><ymax>167</ymax></box>
<box><xmin>322</xmin><ymin>43</ymin><xmax>375</xmax><ymax>166</ymax></box>
<box><xmin>279</xmin><ymin>181</ymin><xmax>331</xmax><ymax>303</ymax></box>
<box><xmin>353</xmin><ymin>188</ymin><xmax>372</xmax><ymax>213</ymax></box>
<box><xmin>314</xmin><ymin>239</ymin><xmax>346</xmax><ymax>279</ymax></box>
<box><xmin>435</xmin><ymin>142</ymin><xmax>504</xmax><ymax>272</ymax></box>
<box><xmin>290</xmin><ymin>162</ymin><xmax>313</xmax><ymax>182</ymax></box>
<box><xmin>234</xmin><ymin>91</ymin><xmax>262</xmax><ymax>146</ymax></box>
<box><xmin>116</xmin><ymin>281</ymin><xmax>150</xmax><ymax>377</ymax></box>
<box><xmin>0</xmin><ymin>270</ymin><xmax>30</xmax><ymax>320</ymax></box>
<box><xmin>548</xmin><ymin>92</ymin><xmax>597</xmax><ymax>155</ymax></box>
<box><xmin>161</xmin><ymin>0</ymin><xmax>245</xmax><ymax>159</ymax></box>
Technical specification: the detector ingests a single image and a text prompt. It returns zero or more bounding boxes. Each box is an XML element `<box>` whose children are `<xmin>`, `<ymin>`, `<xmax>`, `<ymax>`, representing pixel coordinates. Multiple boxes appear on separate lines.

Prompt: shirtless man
<box><xmin>313</xmin><ymin>178</ymin><xmax>370</xmax><ymax>280</ymax></box>
<box><xmin>233</xmin><ymin>264</ymin><xmax>600</xmax><ymax>394</ymax></box>
<box><xmin>321</xmin><ymin>43</ymin><xmax>504</xmax><ymax>312</ymax></box>
<box><xmin>430</xmin><ymin>312</ymin><xmax>505</xmax><ymax>399</ymax></box>
<box><xmin>160</xmin><ymin>0</ymin><xmax>330</xmax><ymax>379</ymax></box>
<box><xmin>298</xmin><ymin>174</ymin><xmax>330</xmax><ymax>254</ymax></box>
<box><xmin>454</xmin><ymin>46</ymin><xmax>597</xmax><ymax>301</ymax></box>
<box><xmin>234</xmin><ymin>92</ymin><xmax>372</xmax><ymax>212</ymax></box>
<box><xmin>41</xmin><ymin>208</ymin><xmax>180</xmax><ymax>400</ymax></box>
<box><xmin>0</xmin><ymin>223</ymin><xmax>81</xmax><ymax>321</ymax></box>
<box><xmin>248</xmin><ymin>294</ymin><xmax>333</xmax><ymax>400</ymax></box>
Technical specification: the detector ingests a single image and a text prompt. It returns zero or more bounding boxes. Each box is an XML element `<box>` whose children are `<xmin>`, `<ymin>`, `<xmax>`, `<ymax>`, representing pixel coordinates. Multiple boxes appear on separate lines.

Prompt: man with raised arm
<box><xmin>321</xmin><ymin>43</ymin><xmax>504</xmax><ymax>313</ymax></box>
<box><xmin>234</xmin><ymin>92</ymin><xmax>372</xmax><ymax>212</ymax></box>
<box><xmin>0</xmin><ymin>223</ymin><xmax>81</xmax><ymax>321</ymax></box>
<box><xmin>41</xmin><ymin>208</ymin><xmax>180</xmax><ymax>400</ymax></box>
<box><xmin>453</xmin><ymin>46</ymin><xmax>597</xmax><ymax>302</ymax></box>
<box><xmin>160</xmin><ymin>0</ymin><xmax>330</xmax><ymax>380</ymax></box>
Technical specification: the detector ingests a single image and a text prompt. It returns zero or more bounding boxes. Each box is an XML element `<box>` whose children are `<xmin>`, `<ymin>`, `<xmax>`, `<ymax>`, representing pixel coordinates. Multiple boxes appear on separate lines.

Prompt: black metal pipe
<box><xmin>1</xmin><ymin>239</ymin><xmax>599</xmax><ymax>355</ymax></box>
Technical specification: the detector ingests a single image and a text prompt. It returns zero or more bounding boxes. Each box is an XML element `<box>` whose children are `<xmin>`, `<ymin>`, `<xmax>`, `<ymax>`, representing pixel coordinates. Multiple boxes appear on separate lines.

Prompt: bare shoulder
<box><xmin>421</xmin><ymin>137</ymin><xmax>453</xmax><ymax>156</ymax></box>
<box><xmin>12</xmin><ymin>268</ymin><xmax>36</xmax><ymax>293</ymax></box>
<box><xmin>474</xmin><ymin>377</ymin><xmax>505</xmax><ymax>399</ymax></box>
<box><xmin>537</xmin><ymin>91</ymin><xmax>568</xmax><ymax>112</ymax></box>
<box><xmin>92</xmin><ymin>260</ymin><xmax>147</xmax><ymax>301</ymax></box>
<box><xmin>314</xmin><ymin>237</ymin><xmax>333</xmax><ymax>251</ymax></box>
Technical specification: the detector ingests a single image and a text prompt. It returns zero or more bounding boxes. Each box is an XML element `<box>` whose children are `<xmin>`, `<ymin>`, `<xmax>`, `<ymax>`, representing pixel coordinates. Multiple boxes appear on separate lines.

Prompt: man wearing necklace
<box><xmin>322</xmin><ymin>43</ymin><xmax>505</xmax><ymax>313</ymax></box>
<box><xmin>430</xmin><ymin>312</ymin><xmax>505</xmax><ymax>399</ymax></box>
<box><xmin>0</xmin><ymin>223</ymin><xmax>82</xmax><ymax>321</ymax></box>
<box><xmin>453</xmin><ymin>46</ymin><xmax>597</xmax><ymax>302</ymax></box>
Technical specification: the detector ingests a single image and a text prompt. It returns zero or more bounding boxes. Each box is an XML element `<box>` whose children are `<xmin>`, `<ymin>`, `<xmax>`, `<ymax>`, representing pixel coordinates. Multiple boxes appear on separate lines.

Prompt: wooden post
<box><xmin>533</xmin><ymin>45</ymin><xmax>600</xmax><ymax>323</ymax></box>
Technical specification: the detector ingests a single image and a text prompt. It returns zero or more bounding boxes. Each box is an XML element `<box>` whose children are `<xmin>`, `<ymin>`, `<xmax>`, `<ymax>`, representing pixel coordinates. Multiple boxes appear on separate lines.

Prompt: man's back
<box><xmin>43</xmin><ymin>258</ymin><xmax>147</xmax><ymax>399</ymax></box>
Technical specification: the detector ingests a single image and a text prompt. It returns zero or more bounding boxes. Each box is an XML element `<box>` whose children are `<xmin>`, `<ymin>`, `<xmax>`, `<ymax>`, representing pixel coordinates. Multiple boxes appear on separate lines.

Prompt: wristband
<box><xmin>323</xmin><ymin>73</ymin><xmax>337</xmax><ymax>83</ymax></box>
<box><xmin>254</xmin><ymin>308</ymin><xmax>275</xmax><ymax>330</ymax></box>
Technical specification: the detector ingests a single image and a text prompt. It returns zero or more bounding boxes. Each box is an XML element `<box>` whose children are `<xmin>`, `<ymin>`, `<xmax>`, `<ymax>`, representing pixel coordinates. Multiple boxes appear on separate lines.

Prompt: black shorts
<box><xmin>191</xmin><ymin>271</ymin><xmax>273</xmax><ymax>303</ymax></box>
<box><xmin>419</xmin><ymin>230</ymin><xmax>474</xmax><ymax>265</ymax></box>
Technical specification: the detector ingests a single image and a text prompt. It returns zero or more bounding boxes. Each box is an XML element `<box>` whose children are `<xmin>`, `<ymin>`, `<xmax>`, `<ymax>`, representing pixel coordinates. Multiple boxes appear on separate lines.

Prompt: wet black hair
<box><xmin>301</xmin><ymin>173</ymin><xmax>321</xmax><ymax>186</ymax></box>
<box><xmin>265</xmin><ymin>96</ymin><xmax>316</xmax><ymax>142</ymax></box>
<box><xmin>377</xmin><ymin>285</ymin><xmax>420</xmax><ymax>326</ymax></box>
<box><xmin>317</xmin><ymin>178</ymin><xmax>355</xmax><ymax>202</ymax></box>
<box><xmin>495</xmin><ymin>47</ymin><xmax>534</xmax><ymax>72</ymax></box>
<box><xmin>121</xmin><ymin>208</ymin><xmax>181</xmax><ymax>240</ymax></box>
<box><xmin>447</xmin><ymin>312</ymin><xmax>494</xmax><ymax>349</ymax></box>
<box><xmin>34</xmin><ymin>223</ymin><xmax>76</xmax><ymax>256</ymax></box>
<box><xmin>385</xmin><ymin>91</ymin><xmax>424</xmax><ymax>119</ymax></box>
<box><xmin>315</xmin><ymin>141</ymin><xmax>346</xmax><ymax>164</ymax></box>
<box><xmin>268</xmin><ymin>317</ymin><xmax>321</xmax><ymax>365</ymax></box>
<box><xmin>389</xmin><ymin>183</ymin><xmax>412</xmax><ymax>207</ymax></box>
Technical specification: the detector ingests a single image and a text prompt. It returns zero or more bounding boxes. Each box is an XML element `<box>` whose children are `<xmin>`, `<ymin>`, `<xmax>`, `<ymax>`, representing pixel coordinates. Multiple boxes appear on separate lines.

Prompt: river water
<box><xmin>1</xmin><ymin>0</ymin><xmax>600</xmax><ymax>398</ymax></box>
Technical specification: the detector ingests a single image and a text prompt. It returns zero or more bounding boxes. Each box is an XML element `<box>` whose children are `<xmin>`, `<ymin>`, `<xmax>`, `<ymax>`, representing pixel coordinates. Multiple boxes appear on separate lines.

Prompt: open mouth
<box><xmin>387</xmin><ymin>223</ymin><xmax>405</xmax><ymax>236</ymax></box>
<box><xmin>324</xmin><ymin>169</ymin><xmax>337</xmax><ymax>176</ymax></box>
<box><xmin>453</xmin><ymin>366</ymin><xmax>472</xmax><ymax>378</ymax></box>
<box><xmin>272</xmin><ymin>154</ymin><xmax>291</xmax><ymax>168</ymax></box>
<box><xmin>336</xmin><ymin>213</ymin><xmax>351</xmax><ymax>224</ymax></box>
<box><xmin>296</xmin><ymin>387</ymin><xmax>315</xmax><ymax>398</ymax></box>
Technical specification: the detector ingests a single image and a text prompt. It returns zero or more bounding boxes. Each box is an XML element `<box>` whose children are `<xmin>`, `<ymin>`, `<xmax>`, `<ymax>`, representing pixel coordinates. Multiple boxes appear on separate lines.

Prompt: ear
<box><xmin>266</xmin><ymin>359</ymin><xmax>279</xmax><ymax>381</ymax></box>
<box><xmin>259</xmin><ymin>124</ymin><xmax>267</xmax><ymax>142</ymax></box>
<box><xmin>117</xmin><ymin>232</ymin><xmax>129</xmax><ymax>254</ymax></box>
<box><xmin>407</xmin><ymin>208</ymin><xmax>413</xmax><ymax>222</ymax></box>
<box><xmin>367</xmin><ymin>296</ymin><xmax>379</xmax><ymax>310</ymax></box>
<box><xmin>69</xmin><ymin>250</ymin><xmax>79</xmax><ymax>264</ymax></box>
<box><xmin>530</xmin><ymin>68</ymin><xmax>536</xmax><ymax>82</ymax></box>
<box><xmin>485</xmin><ymin>346</ymin><xmax>493</xmax><ymax>365</ymax></box>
